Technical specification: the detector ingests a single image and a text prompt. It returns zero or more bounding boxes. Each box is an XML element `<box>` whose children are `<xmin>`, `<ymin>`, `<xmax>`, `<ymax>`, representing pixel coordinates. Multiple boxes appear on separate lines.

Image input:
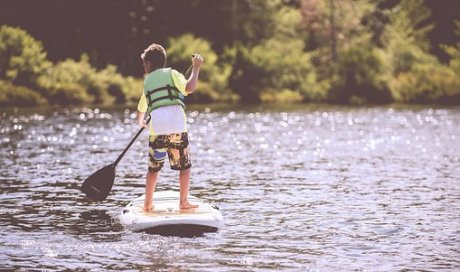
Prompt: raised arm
<box><xmin>185</xmin><ymin>54</ymin><xmax>204</xmax><ymax>94</ymax></box>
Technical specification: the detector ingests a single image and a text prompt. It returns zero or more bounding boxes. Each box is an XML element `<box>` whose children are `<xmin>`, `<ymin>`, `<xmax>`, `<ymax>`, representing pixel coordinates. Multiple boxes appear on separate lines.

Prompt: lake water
<box><xmin>0</xmin><ymin>104</ymin><xmax>459</xmax><ymax>271</ymax></box>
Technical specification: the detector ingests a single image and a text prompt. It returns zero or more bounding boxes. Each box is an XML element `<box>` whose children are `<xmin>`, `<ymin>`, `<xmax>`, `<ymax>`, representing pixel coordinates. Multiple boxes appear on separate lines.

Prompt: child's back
<box><xmin>136</xmin><ymin>43</ymin><xmax>203</xmax><ymax>211</ymax></box>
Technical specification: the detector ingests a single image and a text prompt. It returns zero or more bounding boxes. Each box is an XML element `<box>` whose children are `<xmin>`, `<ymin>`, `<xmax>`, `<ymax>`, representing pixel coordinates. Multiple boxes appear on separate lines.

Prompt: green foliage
<box><xmin>228</xmin><ymin>46</ymin><xmax>264</xmax><ymax>103</ymax></box>
<box><xmin>329</xmin><ymin>37</ymin><xmax>392</xmax><ymax>104</ymax></box>
<box><xmin>166</xmin><ymin>34</ymin><xmax>232</xmax><ymax>102</ymax></box>
<box><xmin>442</xmin><ymin>19</ymin><xmax>460</xmax><ymax>75</ymax></box>
<box><xmin>37</xmin><ymin>55</ymin><xmax>95</xmax><ymax>105</ymax></box>
<box><xmin>229</xmin><ymin>7</ymin><xmax>326</xmax><ymax>103</ymax></box>
<box><xmin>393</xmin><ymin>0</ymin><xmax>433</xmax><ymax>51</ymax></box>
<box><xmin>390</xmin><ymin>60</ymin><xmax>460</xmax><ymax>104</ymax></box>
<box><xmin>442</xmin><ymin>44</ymin><xmax>460</xmax><ymax>74</ymax></box>
<box><xmin>379</xmin><ymin>0</ymin><xmax>460</xmax><ymax>104</ymax></box>
<box><xmin>0</xmin><ymin>80</ymin><xmax>47</xmax><ymax>107</ymax></box>
<box><xmin>260</xmin><ymin>89</ymin><xmax>304</xmax><ymax>104</ymax></box>
<box><xmin>1</xmin><ymin>0</ymin><xmax>459</xmax><ymax>107</ymax></box>
<box><xmin>37</xmin><ymin>54</ymin><xmax>142</xmax><ymax>105</ymax></box>
<box><xmin>0</xmin><ymin>25</ymin><xmax>143</xmax><ymax>107</ymax></box>
<box><xmin>300</xmin><ymin>0</ymin><xmax>374</xmax><ymax>59</ymax></box>
<box><xmin>301</xmin><ymin>0</ymin><xmax>390</xmax><ymax>104</ymax></box>
<box><xmin>0</xmin><ymin>25</ymin><xmax>51</xmax><ymax>88</ymax></box>
<box><xmin>123</xmin><ymin>76</ymin><xmax>144</xmax><ymax>103</ymax></box>
<box><xmin>224</xmin><ymin>0</ymin><xmax>284</xmax><ymax>47</ymax></box>
<box><xmin>92</xmin><ymin>64</ymin><xmax>143</xmax><ymax>104</ymax></box>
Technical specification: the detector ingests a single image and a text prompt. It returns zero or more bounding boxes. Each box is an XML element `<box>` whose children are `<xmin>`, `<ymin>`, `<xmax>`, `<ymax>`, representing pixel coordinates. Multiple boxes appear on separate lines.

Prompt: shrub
<box><xmin>166</xmin><ymin>34</ymin><xmax>231</xmax><ymax>103</ymax></box>
<box><xmin>91</xmin><ymin>64</ymin><xmax>126</xmax><ymax>104</ymax></box>
<box><xmin>87</xmin><ymin>64</ymin><xmax>143</xmax><ymax>104</ymax></box>
<box><xmin>260</xmin><ymin>89</ymin><xmax>304</xmax><ymax>104</ymax></box>
<box><xmin>37</xmin><ymin>54</ymin><xmax>143</xmax><ymax>105</ymax></box>
<box><xmin>383</xmin><ymin>31</ymin><xmax>460</xmax><ymax>104</ymax></box>
<box><xmin>0</xmin><ymin>26</ymin><xmax>144</xmax><ymax>107</ymax></box>
<box><xmin>329</xmin><ymin>39</ymin><xmax>392</xmax><ymax>104</ymax></box>
<box><xmin>122</xmin><ymin>76</ymin><xmax>144</xmax><ymax>104</ymax></box>
<box><xmin>378</xmin><ymin>0</ymin><xmax>460</xmax><ymax>104</ymax></box>
<box><xmin>390</xmin><ymin>62</ymin><xmax>460</xmax><ymax>104</ymax></box>
<box><xmin>37</xmin><ymin>55</ymin><xmax>94</xmax><ymax>105</ymax></box>
<box><xmin>0</xmin><ymin>25</ymin><xmax>51</xmax><ymax>88</ymax></box>
<box><xmin>0</xmin><ymin>80</ymin><xmax>47</xmax><ymax>107</ymax></box>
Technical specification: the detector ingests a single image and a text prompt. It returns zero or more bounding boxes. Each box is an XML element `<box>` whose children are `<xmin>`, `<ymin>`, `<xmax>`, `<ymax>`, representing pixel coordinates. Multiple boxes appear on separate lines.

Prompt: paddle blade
<box><xmin>81</xmin><ymin>164</ymin><xmax>116</xmax><ymax>201</ymax></box>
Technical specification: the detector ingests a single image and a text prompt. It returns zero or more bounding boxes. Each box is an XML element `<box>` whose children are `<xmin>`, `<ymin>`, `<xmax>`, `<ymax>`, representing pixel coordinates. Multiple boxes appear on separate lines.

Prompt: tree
<box><xmin>442</xmin><ymin>18</ymin><xmax>460</xmax><ymax>75</ymax></box>
<box><xmin>300</xmin><ymin>0</ymin><xmax>393</xmax><ymax>103</ymax></box>
<box><xmin>300</xmin><ymin>0</ymin><xmax>375</xmax><ymax>63</ymax></box>
<box><xmin>382</xmin><ymin>1</ymin><xmax>460</xmax><ymax>103</ymax></box>
<box><xmin>0</xmin><ymin>25</ymin><xmax>50</xmax><ymax>88</ymax></box>
<box><xmin>229</xmin><ymin>6</ymin><xmax>325</xmax><ymax>103</ymax></box>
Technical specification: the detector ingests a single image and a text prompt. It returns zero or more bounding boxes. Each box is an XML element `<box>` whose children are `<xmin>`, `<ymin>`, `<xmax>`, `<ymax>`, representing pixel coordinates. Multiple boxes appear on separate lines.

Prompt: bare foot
<box><xmin>180</xmin><ymin>202</ymin><xmax>199</xmax><ymax>209</ymax></box>
<box><xmin>144</xmin><ymin>204</ymin><xmax>154</xmax><ymax>212</ymax></box>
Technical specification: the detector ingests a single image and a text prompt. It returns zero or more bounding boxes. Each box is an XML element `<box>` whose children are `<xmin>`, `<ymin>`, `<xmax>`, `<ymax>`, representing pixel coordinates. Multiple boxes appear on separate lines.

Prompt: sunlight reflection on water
<box><xmin>0</xmin><ymin>104</ymin><xmax>459</xmax><ymax>271</ymax></box>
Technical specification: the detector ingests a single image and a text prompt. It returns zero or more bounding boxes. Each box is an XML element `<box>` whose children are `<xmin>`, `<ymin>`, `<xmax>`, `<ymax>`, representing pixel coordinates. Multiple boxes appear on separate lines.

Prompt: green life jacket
<box><xmin>143</xmin><ymin>68</ymin><xmax>185</xmax><ymax>114</ymax></box>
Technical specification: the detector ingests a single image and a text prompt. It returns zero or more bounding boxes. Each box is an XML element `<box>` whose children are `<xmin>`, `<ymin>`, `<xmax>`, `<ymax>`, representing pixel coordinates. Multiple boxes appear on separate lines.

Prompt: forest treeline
<box><xmin>0</xmin><ymin>0</ymin><xmax>459</xmax><ymax>107</ymax></box>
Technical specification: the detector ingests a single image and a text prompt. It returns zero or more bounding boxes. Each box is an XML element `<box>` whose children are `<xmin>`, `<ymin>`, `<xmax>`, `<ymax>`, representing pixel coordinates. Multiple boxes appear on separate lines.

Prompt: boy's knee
<box><xmin>172</xmin><ymin>164</ymin><xmax>191</xmax><ymax>171</ymax></box>
<box><xmin>148</xmin><ymin>158</ymin><xmax>164</xmax><ymax>172</ymax></box>
<box><xmin>148</xmin><ymin>166</ymin><xmax>162</xmax><ymax>173</ymax></box>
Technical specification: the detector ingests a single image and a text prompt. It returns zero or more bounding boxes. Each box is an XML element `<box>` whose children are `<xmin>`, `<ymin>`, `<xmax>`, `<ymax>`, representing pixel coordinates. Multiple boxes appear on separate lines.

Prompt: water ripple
<box><xmin>0</xmin><ymin>105</ymin><xmax>459</xmax><ymax>271</ymax></box>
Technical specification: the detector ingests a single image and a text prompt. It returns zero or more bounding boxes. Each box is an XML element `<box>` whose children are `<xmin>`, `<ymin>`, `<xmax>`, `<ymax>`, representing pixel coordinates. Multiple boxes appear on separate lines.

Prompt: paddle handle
<box><xmin>113</xmin><ymin>116</ymin><xmax>150</xmax><ymax>167</ymax></box>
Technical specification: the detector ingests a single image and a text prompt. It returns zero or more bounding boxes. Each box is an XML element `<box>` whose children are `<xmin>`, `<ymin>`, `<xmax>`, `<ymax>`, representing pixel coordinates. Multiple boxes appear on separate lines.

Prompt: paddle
<box><xmin>81</xmin><ymin>117</ymin><xmax>149</xmax><ymax>201</ymax></box>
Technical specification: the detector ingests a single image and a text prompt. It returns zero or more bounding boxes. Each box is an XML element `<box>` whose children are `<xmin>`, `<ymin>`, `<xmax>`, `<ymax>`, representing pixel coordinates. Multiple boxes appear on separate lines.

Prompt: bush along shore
<box><xmin>0</xmin><ymin>26</ymin><xmax>143</xmax><ymax>107</ymax></box>
<box><xmin>1</xmin><ymin>1</ymin><xmax>459</xmax><ymax>108</ymax></box>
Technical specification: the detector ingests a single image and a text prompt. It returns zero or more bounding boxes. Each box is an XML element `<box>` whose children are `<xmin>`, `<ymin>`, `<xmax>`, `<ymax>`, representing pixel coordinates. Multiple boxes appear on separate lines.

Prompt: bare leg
<box><xmin>179</xmin><ymin>168</ymin><xmax>198</xmax><ymax>209</ymax></box>
<box><xmin>144</xmin><ymin>170</ymin><xmax>159</xmax><ymax>212</ymax></box>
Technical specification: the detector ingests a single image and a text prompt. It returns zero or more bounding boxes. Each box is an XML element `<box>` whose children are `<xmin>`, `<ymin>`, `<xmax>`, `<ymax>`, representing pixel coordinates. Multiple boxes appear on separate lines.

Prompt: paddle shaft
<box><xmin>113</xmin><ymin>119</ymin><xmax>148</xmax><ymax>167</ymax></box>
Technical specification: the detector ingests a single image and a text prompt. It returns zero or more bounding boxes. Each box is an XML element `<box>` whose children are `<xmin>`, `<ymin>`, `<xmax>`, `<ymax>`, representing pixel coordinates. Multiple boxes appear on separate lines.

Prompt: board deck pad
<box><xmin>119</xmin><ymin>191</ymin><xmax>223</xmax><ymax>236</ymax></box>
<box><xmin>132</xmin><ymin>194</ymin><xmax>210</xmax><ymax>216</ymax></box>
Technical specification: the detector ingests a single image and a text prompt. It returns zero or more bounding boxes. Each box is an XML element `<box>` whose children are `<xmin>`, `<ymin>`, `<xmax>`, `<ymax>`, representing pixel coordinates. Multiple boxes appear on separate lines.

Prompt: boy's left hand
<box><xmin>192</xmin><ymin>54</ymin><xmax>204</xmax><ymax>68</ymax></box>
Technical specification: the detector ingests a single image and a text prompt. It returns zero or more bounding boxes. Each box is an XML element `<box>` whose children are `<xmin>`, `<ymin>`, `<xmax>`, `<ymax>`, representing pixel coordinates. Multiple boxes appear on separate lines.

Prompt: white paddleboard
<box><xmin>119</xmin><ymin>191</ymin><xmax>223</xmax><ymax>235</ymax></box>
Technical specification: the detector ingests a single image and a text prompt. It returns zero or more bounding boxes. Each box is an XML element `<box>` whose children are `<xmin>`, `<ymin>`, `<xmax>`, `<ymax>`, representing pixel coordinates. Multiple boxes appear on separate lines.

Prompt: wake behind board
<box><xmin>119</xmin><ymin>191</ymin><xmax>223</xmax><ymax>236</ymax></box>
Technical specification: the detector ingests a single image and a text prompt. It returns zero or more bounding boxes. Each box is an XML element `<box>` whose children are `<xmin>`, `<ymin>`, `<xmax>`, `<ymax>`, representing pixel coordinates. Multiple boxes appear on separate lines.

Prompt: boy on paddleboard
<box><xmin>136</xmin><ymin>43</ymin><xmax>203</xmax><ymax>211</ymax></box>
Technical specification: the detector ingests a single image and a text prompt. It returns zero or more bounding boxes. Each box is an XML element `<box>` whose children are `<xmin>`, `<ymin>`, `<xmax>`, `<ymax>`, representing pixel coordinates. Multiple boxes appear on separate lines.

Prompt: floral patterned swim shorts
<box><xmin>148</xmin><ymin>132</ymin><xmax>191</xmax><ymax>172</ymax></box>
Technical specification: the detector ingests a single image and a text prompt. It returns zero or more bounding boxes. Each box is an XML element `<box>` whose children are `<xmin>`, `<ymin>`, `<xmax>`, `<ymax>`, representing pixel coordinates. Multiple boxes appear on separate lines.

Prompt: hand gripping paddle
<box><xmin>81</xmin><ymin>119</ymin><xmax>148</xmax><ymax>201</ymax></box>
